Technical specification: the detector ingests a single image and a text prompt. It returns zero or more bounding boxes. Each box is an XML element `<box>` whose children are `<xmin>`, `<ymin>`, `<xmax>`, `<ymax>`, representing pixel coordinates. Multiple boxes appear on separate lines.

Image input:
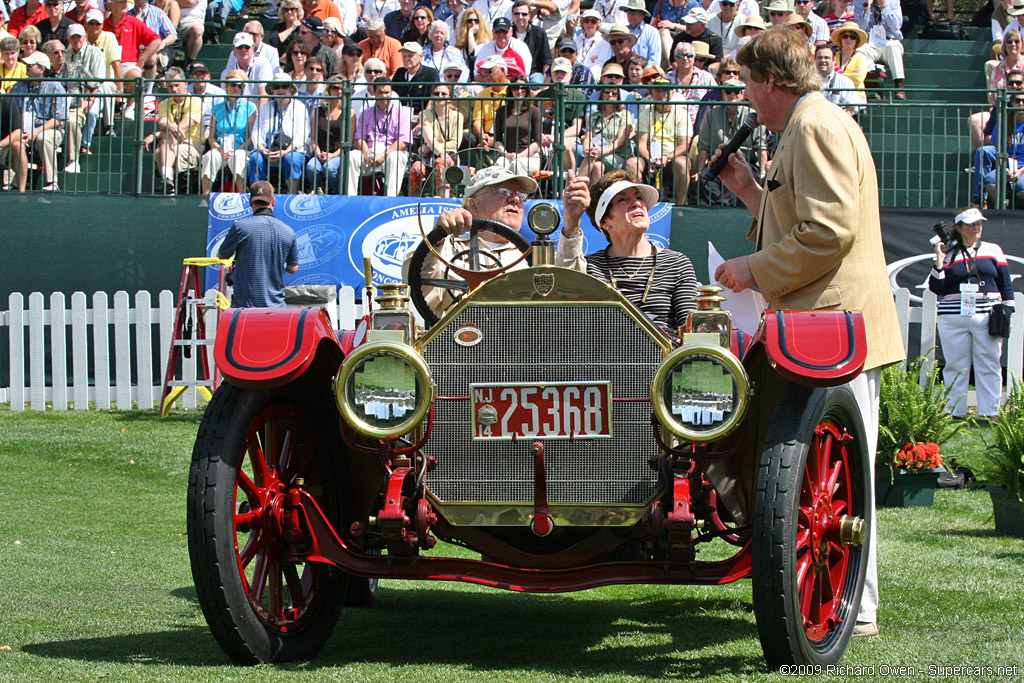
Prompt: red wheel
<box><xmin>752</xmin><ymin>383</ymin><xmax>870</xmax><ymax>666</ymax></box>
<box><xmin>188</xmin><ymin>383</ymin><xmax>347</xmax><ymax>663</ymax></box>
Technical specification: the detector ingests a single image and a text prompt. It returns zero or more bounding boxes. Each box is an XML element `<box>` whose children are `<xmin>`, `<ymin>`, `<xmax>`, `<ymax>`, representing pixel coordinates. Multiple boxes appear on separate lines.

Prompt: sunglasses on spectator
<box><xmin>50</xmin><ymin>48</ymin><xmax>66</xmax><ymax>54</ymax></box>
<box><xmin>414</xmin><ymin>14</ymin><xmax>429</xmax><ymax>19</ymax></box>
<box><xmin>308</xmin><ymin>66</ymin><xmax>323</xmax><ymax>72</ymax></box>
<box><xmin>1010</xmin><ymin>80</ymin><xmax>1024</xmax><ymax>86</ymax></box>
<box><xmin>510</xmin><ymin>84</ymin><xmax>527</xmax><ymax>90</ymax></box>
<box><xmin>283</xmin><ymin>6</ymin><xmax>298</xmax><ymax>10</ymax></box>
<box><xmin>367</xmin><ymin>68</ymin><xmax>384</xmax><ymax>73</ymax></box>
<box><xmin>489</xmin><ymin>187</ymin><xmax>529</xmax><ymax>203</ymax></box>
<box><xmin>328</xmin><ymin>85</ymin><xmax>341</xmax><ymax>91</ymax></box>
<box><xmin>1007</xmin><ymin>38</ymin><xmax>1022</xmax><ymax>44</ymax></box>
<box><xmin>466</xmin><ymin>17</ymin><xmax>479</xmax><ymax>23</ymax></box>
<box><xmin>795</xmin><ymin>0</ymin><xmax>813</xmax><ymax>4</ymax></box>
<box><xmin>720</xmin><ymin>0</ymin><xmax>735</xmax><ymax>4</ymax></box>
<box><xmin>45</xmin><ymin>1</ymin><xmax>61</xmax><ymax>6</ymax></box>
<box><xmin>609</xmin><ymin>38</ymin><xmax>629</xmax><ymax>46</ymax></box>
<box><xmin>721</xmin><ymin>68</ymin><xmax>740</xmax><ymax>74</ymax></box>
<box><xmin>513</xmin><ymin>11</ymin><xmax>529</xmax><ymax>16</ymax></box>
<box><xmin>226</xmin><ymin>82</ymin><xmax>243</xmax><ymax>87</ymax></box>
<box><xmin>235</xmin><ymin>44</ymin><xmax>253</xmax><ymax>49</ymax></box>
<box><xmin>583</xmin><ymin>17</ymin><xmax>599</xmax><ymax>22</ymax></box>
<box><xmin>676</xmin><ymin>52</ymin><xmax>695</xmax><ymax>58</ymax></box>
<box><xmin>769</xmin><ymin>11</ymin><xmax>789</xmax><ymax>16</ymax></box>
<box><xmin>21</xmin><ymin>39</ymin><xmax>35</xmax><ymax>44</ymax></box>
<box><xmin>841</xmin><ymin>33</ymin><xmax>858</xmax><ymax>39</ymax></box>
<box><xmin>292</xmin><ymin>50</ymin><xmax>308</xmax><ymax>55</ymax></box>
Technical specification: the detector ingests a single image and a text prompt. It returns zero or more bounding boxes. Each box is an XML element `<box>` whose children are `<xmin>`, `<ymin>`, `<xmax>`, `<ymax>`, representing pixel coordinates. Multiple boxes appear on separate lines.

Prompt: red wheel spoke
<box><xmin>237</xmin><ymin>469</ymin><xmax>259</xmax><ymax>501</ymax></box>
<box><xmin>278</xmin><ymin>429</ymin><xmax>295</xmax><ymax>481</ymax></box>
<box><xmin>249</xmin><ymin>433</ymin><xmax>272</xmax><ymax>486</ymax></box>
<box><xmin>826</xmin><ymin>459</ymin><xmax>843</xmax><ymax>498</ymax></box>
<box><xmin>268</xmin><ymin>557</ymin><xmax>284</xmax><ymax>621</ymax></box>
<box><xmin>238</xmin><ymin>529</ymin><xmax>264</xmax><ymax>571</ymax></box>
<box><xmin>796</xmin><ymin>526</ymin><xmax>811</xmax><ymax>551</ymax></box>
<box><xmin>250</xmin><ymin>552</ymin><xmax>269</xmax><ymax>604</ymax></box>
<box><xmin>799</xmin><ymin>563</ymin><xmax>815</xmax><ymax>620</ymax></box>
<box><xmin>831</xmin><ymin>498</ymin><xmax>848</xmax><ymax>516</ymax></box>
<box><xmin>236</xmin><ymin>510</ymin><xmax>258</xmax><ymax>529</ymax></box>
<box><xmin>796</xmin><ymin>550</ymin><xmax>812</xmax><ymax>587</ymax></box>
<box><xmin>283</xmin><ymin>562</ymin><xmax>307</xmax><ymax>612</ymax></box>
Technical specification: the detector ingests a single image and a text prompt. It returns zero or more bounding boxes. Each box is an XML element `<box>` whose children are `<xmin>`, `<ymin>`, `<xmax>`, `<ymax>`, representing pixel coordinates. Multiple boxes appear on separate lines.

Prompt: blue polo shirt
<box><xmin>219</xmin><ymin>207</ymin><xmax>299</xmax><ymax>308</ymax></box>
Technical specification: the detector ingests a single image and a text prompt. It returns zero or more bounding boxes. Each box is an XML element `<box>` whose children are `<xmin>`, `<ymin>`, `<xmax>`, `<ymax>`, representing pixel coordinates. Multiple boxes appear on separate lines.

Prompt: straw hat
<box><xmin>734</xmin><ymin>14</ymin><xmax>766</xmax><ymax>38</ymax></box>
<box><xmin>691</xmin><ymin>41</ymin><xmax>714</xmax><ymax>60</ymax></box>
<box><xmin>603</xmin><ymin>25</ymin><xmax>638</xmax><ymax>48</ymax></box>
<box><xmin>830</xmin><ymin>21</ymin><xmax>868</xmax><ymax>49</ymax></box>
<box><xmin>785</xmin><ymin>13</ymin><xmax>813</xmax><ymax>38</ymax></box>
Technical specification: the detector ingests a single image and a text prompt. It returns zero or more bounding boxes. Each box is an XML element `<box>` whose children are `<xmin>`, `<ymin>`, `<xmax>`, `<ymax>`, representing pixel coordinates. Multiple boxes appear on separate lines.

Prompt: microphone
<box><xmin>703</xmin><ymin>111</ymin><xmax>760</xmax><ymax>181</ymax></box>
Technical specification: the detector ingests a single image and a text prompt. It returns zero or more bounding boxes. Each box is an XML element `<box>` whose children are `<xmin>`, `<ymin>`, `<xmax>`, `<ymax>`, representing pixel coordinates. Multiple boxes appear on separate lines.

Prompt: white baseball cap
<box><xmin>595</xmin><ymin>180</ymin><xmax>659</xmax><ymax>226</ymax></box>
<box><xmin>464</xmin><ymin>165</ymin><xmax>538</xmax><ymax>200</ymax></box>
<box><xmin>233</xmin><ymin>32</ymin><xmax>255</xmax><ymax>48</ymax></box>
<box><xmin>551</xmin><ymin>57</ymin><xmax>572</xmax><ymax>73</ymax></box>
<box><xmin>85</xmin><ymin>9</ymin><xmax>104</xmax><ymax>23</ymax></box>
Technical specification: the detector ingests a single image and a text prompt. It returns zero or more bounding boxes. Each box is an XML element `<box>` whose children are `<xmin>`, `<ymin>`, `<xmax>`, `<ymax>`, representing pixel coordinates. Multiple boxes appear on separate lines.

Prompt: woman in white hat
<box><xmin>557</xmin><ymin>169</ymin><xmax>698</xmax><ymax>332</ymax></box>
<box><xmin>929</xmin><ymin>207</ymin><xmax>1015</xmax><ymax>419</ymax></box>
<box><xmin>830</xmin><ymin>21</ymin><xmax>872</xmax><ymax>93</ymax></box>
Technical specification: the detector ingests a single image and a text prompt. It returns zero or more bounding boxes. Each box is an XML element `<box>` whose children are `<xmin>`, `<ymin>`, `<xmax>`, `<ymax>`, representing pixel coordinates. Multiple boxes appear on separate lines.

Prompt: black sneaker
<box><xmin>103</xmin><ymin>125</ymin><xmax>118</xmax><ymax>137</ymax></box>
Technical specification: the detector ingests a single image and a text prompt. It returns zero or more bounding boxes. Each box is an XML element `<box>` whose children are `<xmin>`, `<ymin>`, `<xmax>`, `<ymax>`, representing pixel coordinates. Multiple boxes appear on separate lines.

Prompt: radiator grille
<box><xmin>422</xmin><ymin>304</ymin><xmax>664</xmax><ymax>505</ymax></box>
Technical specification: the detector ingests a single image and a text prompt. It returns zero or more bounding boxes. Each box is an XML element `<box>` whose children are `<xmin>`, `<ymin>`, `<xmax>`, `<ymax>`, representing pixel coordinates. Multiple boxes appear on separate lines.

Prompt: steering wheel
<box><xmin>407</xmin><ymin>217</ymin><xmax>532</xmax><ymax>327</ymax></box>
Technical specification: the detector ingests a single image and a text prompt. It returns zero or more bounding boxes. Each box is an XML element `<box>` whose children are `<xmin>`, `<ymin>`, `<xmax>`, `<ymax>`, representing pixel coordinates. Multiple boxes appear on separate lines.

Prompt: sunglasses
<box><xmin>676</xmin><ymin>52</ymin><xmax>695</xmax><ymax>58</ymax></box>
<box><xmin>366</xmin><ymin>68</ymin><xmax>384</xmax><ymax>74</ymax></box>
<box><xmin>1010</xmin><ymin>80</ymin><xmax>1024</xmax><ymax>86</ymax></box>
<box><xmin>1007</xmin><ymin>38</ymin><xmax>1022</xmax><ymax>44</ymax></box>
<box><xmin>795</xmin><ymin>0</ymin><xmax>813</xmax><ymax>4</ymax></box>
<box><xmin>226</xmin><ymin>82</ymin><xmax>243</xmax><ymax>87</ymax></box>
<box><xmin>413</xmin><ymin>14</ymin><xmax>428</xmax><ymax>19</ymax></box>
<box><xmin>490</xmin><ymin>187</ymin><xmax>529</xmax><ymax>203</ymax></box>
<box><xmin>609</xmin><ymin>38</ymin><xmax>628</xmax><ymax>46</ymax></box>
<box><xmin>283</xmin><ymin>6</ymin><xmax>298</xmax><ymax>10</ymax></box>
<box><xmin>769</xmin><ymin>11</ymin><xmax>788</xmax><ymax>16</ymax></box>
<box><xmin>841</xmin><ymin>33</ymin><xmax>858</xmax><ymax>39</ymax></box>
<box><xmin>235</xmin><ymin>44</ymin><xmax>253</xmax><ymax>49</ymax></box>
<box><xmin>582</xmin><ymin>17</ymin><xmax>599</xmax><ymax>22</ymax></box>
<box><xmin>466</xmin><ymin>17</ymin><xmax>479</xmax><ymax>23</ymax></box>
<box><xmin>308</xmin><ymin>66</ymin><xmax>323</xmax><ymax>72</ymax></box>
<box><xmin>292</xmin><ymin>50</ymin><xmax>308</xmax><ymax>55</ymax></box>
<box><xmin>50</xmin><ymin>48</ymin><xmax>66</xmax><ymax>54</ymax></box>
<box><xmin>721</xmin><ymin>68</ymin><xmax>740</xmax><ymax>74</ymax></box>
<box><xmin>510</xmin><ymin>84</ymin><xmax>527</xmax><ymax>90</ymax></box>
<box><xmin>513</xmin><ymin>11</ymin><xmax>529</xmax><ymax>16</ymax></box>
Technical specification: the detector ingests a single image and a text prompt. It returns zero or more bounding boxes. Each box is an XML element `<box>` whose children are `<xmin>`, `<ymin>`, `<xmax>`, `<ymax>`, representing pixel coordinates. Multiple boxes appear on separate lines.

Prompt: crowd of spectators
<box><xmin>0</xmin><ymin>0</ymin><xmax>994</xmax><ymax>203</ymax></box>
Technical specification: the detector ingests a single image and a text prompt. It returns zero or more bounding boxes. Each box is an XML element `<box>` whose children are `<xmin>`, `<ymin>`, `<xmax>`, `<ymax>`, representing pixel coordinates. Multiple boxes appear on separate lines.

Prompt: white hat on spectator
<box><xmin>233</xmin><ymin>32</ymin><xmax>255</xmax><ymax>48</ymax></box>
<box><xmin>734</xmin><ymin>14</ymin><xmax>766</xmax><ymax>37</ymax></box>
<box><xmin>269</xmin><ymin>72</ymin><xmax>298</xmax><ymax>93</ymax></box>
<box><xmin>479</xmin><ymin>54</ymin><xmax>506</xmax><ymax>70</ymax></box>
<box><xmin>23</xmin><ymin>52</ymin><xmax>51</xmax><ymax>68</ymax></box>
<box><xmin>1009</xmin><ymin>0</ymin><xmax>1024</xmax><ymax>15</ymax></box>
<box><xmin>322</xmin><ymin>17</ymin><xmax>343</xmax><ymax>34</ymax></box>
<box><xmin>764</xmin><ymin>0</ymin><xmax>792</xmax><ymax>13</ymax></box>
<box><xmin>683</xmin><ymin>7</ymin><xmax>710</xmax><ymax>24</ymax></box>
<box><xmin>551</xmin><ymin>57</ymin><xmax>572</xmax><ymax>73</ymax></box>
<box><xmin>595</xmin><ymin>180</ymin><xmax>659</xmax><ymax>226</ymax></box>
<box><xmin>580</xmin><ymin>8</ymin><xmax>602</xmax><ymax>22</ymax></box>
<box><xmin>399</xmin><ymin>41</ymin><xmax>423</xmax><ymax>54</ymax></box>
<box><xmin>620</xmin><ymin>0</ymin><xmax>650</xmax><ymax>17</ymax></box>
<box><xmin>85</xmin><ymin>9</ymin><xmax>104</xmax><ymax>23</ymax></box>
<box><xmin>954</xmin><ymin>208</ymin><xmax>986</xmax><ymax>224</ymax></box>
<box><xmin>603</xmin><ymin>25</ymin><xmax>637</xmax><ymax>47</ymax></box>
<box><xmin>67</xmin><ymin>23</ymin><xmax>86</xmax><ymax>38</ymax></box>
<box><xmin>464</xmin><ymin>165</ymin><xmax>538</xmax><ymax>200</ymax></box>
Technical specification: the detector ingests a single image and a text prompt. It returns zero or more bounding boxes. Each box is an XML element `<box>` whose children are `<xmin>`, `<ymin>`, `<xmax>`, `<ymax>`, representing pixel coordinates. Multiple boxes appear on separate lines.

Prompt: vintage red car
<box><xmin>187</xmin><ymin>210</ymin><xmax>871</xmax><ymax>668</ymax></box>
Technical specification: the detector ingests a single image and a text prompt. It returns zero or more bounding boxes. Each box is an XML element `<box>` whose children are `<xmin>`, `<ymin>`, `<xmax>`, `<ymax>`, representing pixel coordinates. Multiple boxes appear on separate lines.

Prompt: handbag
<box><xmin>268</xmin><ymin>132</ymin><xmax>292</xmax><ymax>153</ymax></box>
<box><xmin>989</xmin><ymin>303</ymin><xmax>1012</xmax><ymax>338</ymax></box>
<box><xmin>920</xmin><ymin>20</ymin><xmax>966</xmax><ymax>40</ymax></box>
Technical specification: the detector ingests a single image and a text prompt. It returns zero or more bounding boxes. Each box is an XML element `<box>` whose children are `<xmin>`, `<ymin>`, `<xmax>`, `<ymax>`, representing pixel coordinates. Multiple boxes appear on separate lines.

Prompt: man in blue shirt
<box><xmin>854</xmin><ymin>0</ymin><xmax>905</xmax><ymax>98</ymax></box>
<box><xmin>621</xmin><ymin>0</ymin><xmax>661</xmax><ymax>67</ymax></box>
<box><xmin>218</xmin><ymin>181</ymin><xmax>300</xmax><ymax>308</ymax></box>
<box><xmin>973</xmin><ymin>93</ymin><xmax>1024</xmax><ymax>206</ymax></box>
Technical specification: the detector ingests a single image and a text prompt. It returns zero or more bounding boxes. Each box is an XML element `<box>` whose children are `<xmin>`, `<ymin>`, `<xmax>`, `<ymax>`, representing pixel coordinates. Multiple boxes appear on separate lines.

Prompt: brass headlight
<box><xmin>650</xmin><ymin>343</ymin><xmax>749</xmax><ymax>442</ymax></box>
<box><xmin>334</xmin><ymin>341</ymin><xmax>434</xmax><ymax>438</ymax></box>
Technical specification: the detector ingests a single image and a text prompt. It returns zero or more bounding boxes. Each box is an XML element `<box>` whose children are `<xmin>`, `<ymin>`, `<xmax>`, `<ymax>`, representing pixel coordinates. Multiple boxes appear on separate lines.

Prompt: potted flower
<box><xmin>876</xmin><ymin>356</ymin><xmax>963</xmax><ymax>507</ymax></box>
<box><xmin>977</xmin><ymin>379</ymin><xmax>1024</xmax><ymax>538</ymax></box>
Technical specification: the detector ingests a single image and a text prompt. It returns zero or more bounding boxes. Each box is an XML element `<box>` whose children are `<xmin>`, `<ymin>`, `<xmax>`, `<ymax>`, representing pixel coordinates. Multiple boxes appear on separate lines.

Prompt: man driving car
<box><xmin>406</xmin><ymin>165</ymin><xmax>538</xmax><ymax>318</ymax></box>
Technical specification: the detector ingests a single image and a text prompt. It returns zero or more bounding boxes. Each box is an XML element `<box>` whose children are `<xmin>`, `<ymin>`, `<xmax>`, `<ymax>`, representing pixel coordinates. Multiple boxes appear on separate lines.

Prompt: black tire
<box><xmin>187</xmin><ymin>382</ymin><xmax>348</xmax><ymax>664</ymax></box>
<box><xmin>344</xmin><ymin>549</ymin><xmax>380</xmax><ymax>607</ymax></box>
<box><xmin>751</xmin><ymin>383</ymin><xmax>871</xmax><ymax>667</ymax></box>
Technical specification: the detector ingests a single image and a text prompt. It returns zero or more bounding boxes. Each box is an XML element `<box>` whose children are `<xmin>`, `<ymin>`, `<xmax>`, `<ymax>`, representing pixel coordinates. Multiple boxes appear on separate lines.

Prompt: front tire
<box><xmin>187</xmin><ymin>382</ymin><xmax>348</xmax><ymax>663</ymax></box>
<box><xmin>751</xmin><ymin>383</ymin><xmax>871</xmax><ymax>667</ymax></box>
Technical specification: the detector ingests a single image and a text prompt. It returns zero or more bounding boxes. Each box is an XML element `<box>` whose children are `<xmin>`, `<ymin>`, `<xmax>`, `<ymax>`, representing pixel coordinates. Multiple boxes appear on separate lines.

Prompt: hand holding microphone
<box><xmin>704</xmin><ymin>110</ymin><xmax>760</xmax><ymax>182</ymax></box>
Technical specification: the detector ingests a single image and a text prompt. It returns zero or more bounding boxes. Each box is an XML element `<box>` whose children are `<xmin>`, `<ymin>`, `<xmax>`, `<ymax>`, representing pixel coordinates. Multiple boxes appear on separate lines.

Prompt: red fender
<box><xmin>748</xmin><ymin>309</ymin><xmax>867</xmax><ymax>387</ymax></box>
<box><xmin>214</xmin><ymin>306</ymin><xmax>342</xmax><ymax>388</ymax></box>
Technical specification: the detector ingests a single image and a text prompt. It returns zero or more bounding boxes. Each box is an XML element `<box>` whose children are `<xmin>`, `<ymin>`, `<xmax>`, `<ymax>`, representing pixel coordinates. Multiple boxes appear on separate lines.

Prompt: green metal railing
<box><xmin>0</xmin><ymin>78</ymin><xmax>1014</xmax><ymax>208</ymax></box>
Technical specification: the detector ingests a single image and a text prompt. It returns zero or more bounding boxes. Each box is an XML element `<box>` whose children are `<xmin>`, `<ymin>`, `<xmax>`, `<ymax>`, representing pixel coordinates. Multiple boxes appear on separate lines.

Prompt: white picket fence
<box><xmin>0</xmin><ymin>288</ymin><xmax>363</xmax><ymax>411</ymax></box>
<box><xmin>2</xmin><ymin>288</ymin><xmax>1023</xmax><ymax>411</ymax></box>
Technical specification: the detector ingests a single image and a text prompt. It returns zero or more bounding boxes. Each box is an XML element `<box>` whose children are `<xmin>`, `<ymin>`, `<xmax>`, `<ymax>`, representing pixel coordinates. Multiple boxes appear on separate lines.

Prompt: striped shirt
<box><xmin>928</xmin><ymin>241</ymin><xmax>1014</xmax><ymax>316</ymax></box>
<box><xmin>556</xmin><ymin>232</ymin><xmax>698</xmax><ymax>331</ymax></box>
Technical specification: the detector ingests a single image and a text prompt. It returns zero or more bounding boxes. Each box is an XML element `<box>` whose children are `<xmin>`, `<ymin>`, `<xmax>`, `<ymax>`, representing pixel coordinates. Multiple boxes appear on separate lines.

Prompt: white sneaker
<box><xmin>123</xmin><ymin>104</ymin><xmax>135</xmax><ymax>121</ymax></box>
<box><xmin>64</xmin><ymin>161</ymin><xmax>81</xmax><ymax>173</ymax></box>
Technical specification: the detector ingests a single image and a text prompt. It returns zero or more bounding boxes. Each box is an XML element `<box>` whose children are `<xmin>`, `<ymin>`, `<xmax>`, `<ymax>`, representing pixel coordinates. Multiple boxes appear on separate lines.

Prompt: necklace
<box><xmin>614</xmin><ymin>253</ymin><xmax>649</xmax><ymax>280</ymax></box>
<box><xmin>606</xmin><ymin>247</ymin><xmax>658</xmax><ymax>304</ymax></box>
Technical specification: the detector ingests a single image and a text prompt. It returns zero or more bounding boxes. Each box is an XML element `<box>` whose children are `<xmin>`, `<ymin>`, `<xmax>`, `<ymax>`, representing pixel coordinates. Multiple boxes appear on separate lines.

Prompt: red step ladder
<box><xmin>160</xmin><ymin>257</ymin><xmax>232</xmax><ymax>416</ymax></box>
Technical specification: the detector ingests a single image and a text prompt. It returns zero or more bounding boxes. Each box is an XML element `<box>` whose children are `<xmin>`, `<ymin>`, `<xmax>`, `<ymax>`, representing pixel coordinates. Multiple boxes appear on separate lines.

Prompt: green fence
<box><xmin>0</xmin><ymin>78</ymin><xmax>1016</xmax><ymax>208</ymax></box>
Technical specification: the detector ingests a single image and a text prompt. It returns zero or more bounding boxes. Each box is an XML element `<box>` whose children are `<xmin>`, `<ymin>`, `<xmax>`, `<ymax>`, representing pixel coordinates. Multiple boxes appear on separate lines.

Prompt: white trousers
<box><xmin>494</xmin><ymin>153</ymin><xmax>541</xmax><ymax>176</ymax></box>
<box><xmin>347</xmin><ymin>149</ymin><xmax>409</xmax><ymax>196</ymax></box>
<box><xmin>857</xmin><ymin>40</ymin><xmax>905</xmax><ymax>80</ymax></box>
<box><xmin>849</xmin><ymin>367</ymin><xmax>880</xmax><ymax>623</ymax></box>
<box><xmin>201</xmin><ymin>148</ymin><xmax>249</xmax><ymax>182</ymax></box>
<box><xmin>937</xmin><ymin>312</ymin><xmax>1004</xmax><ymax>417</ymax></box>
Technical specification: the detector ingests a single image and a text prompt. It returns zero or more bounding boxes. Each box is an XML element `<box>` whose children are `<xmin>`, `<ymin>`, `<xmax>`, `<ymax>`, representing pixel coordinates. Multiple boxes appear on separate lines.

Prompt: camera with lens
<box><xmin>443</xmin><ymin>165</ymin><xmax>473</xmax><ymax>187</ymax></box>
<box><xmin>929</xmin><ymin>221</ymin><xmax>955</xmax><ymax>249</ymax></box>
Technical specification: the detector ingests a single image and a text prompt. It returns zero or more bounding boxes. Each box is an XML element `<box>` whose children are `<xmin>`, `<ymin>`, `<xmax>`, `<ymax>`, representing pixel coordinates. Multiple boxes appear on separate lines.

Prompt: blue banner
<box><xmin>206</xmin><ymin>193</ymin><xmax>674</xmax><ymax>295</ymax></box>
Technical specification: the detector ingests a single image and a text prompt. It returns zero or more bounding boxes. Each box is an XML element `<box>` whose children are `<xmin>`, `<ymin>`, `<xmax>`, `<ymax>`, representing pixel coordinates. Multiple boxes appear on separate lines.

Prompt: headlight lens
<box><xmin>650</xmin><ymin>343</ymin><xmax>749</xmax><ymax>442</ymax></box>
<box><xmin>334</xmin><ymin>341</ymin><xmax>434</xmax><ymax>438</ymax></box>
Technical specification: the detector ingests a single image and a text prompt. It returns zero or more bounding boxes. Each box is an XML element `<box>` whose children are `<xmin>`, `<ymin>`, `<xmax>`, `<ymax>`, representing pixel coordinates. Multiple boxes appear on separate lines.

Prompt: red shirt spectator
<box><xmin>104</xmin><ymin>11</ymin><xmax>160</xmax><ymax>63</ymax></box>
<box><xmin>9</xmin><ymin>0</ymin><xmax>50</xmax><ymax>36</ymax></box>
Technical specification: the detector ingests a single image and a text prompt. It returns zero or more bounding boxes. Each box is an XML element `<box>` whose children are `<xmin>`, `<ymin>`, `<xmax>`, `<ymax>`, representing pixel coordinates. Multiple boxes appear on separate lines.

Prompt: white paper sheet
<box><xmin>707</xmin><ymin>241</ymin><xmax>767</xmax><ymax>337</ymax></box>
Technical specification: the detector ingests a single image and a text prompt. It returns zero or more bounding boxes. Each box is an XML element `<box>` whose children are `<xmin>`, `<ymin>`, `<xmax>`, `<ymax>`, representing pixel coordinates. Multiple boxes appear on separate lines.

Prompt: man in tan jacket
<box><xmin>712</xmin><ymin>28</ymin><xmax>904</xmax><ymax>640</ymax></box>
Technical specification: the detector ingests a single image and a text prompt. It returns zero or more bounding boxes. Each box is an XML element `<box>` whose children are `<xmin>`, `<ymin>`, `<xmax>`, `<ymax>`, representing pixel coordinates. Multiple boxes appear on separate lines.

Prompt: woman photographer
<box><xmin>929</xmin><ymin>207</ymin><xmax>1015</xmax><ymax>419</ymax></box>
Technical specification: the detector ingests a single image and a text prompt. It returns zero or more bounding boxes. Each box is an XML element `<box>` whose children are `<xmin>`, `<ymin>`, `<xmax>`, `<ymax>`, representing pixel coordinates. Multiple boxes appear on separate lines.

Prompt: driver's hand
<box><xmin>436</xmin><ymin>207</ymin><xmax>475</xmax><ymax>236</ymax></box>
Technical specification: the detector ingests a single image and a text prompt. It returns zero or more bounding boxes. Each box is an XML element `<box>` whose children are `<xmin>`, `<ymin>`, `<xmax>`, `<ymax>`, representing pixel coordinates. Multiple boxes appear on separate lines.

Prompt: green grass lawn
<box><xmin>0</xmin><ymin>409</ymin><xmax>1022</xmax><ymax>682</ymax></box>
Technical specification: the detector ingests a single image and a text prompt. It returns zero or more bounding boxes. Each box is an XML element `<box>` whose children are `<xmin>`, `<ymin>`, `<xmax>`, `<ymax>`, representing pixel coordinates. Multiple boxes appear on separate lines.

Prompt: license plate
<box><xmin>470</xmin><ymin>382</ymin><xmax>613</xmax><ymax>441</ymax></box>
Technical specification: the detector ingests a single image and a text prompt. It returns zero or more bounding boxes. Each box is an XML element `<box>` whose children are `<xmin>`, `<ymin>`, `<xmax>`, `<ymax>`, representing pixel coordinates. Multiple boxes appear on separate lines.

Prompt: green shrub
<box><xmin>877</xmin><ymin>356</ymin><xmax>964</xmax><ymax>467</ymax></box>
<box><xmin>978</xmin><ymin>378</ymin><xmax>1024</xmax><ymax>501</ymax></box>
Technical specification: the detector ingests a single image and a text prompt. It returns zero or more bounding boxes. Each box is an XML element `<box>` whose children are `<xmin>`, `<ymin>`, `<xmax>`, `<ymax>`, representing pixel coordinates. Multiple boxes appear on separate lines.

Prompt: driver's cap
<box><xmin>464</xmin><ymin>166</ymin><xmax>538</xmax><ymax>200</ymax></box>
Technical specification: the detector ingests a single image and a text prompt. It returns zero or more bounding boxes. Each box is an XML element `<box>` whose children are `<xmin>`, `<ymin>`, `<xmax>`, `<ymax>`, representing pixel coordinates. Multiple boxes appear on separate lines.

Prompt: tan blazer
<box><xmin>746</xmin><ymin>92</ymin><xmax>904</xmax><ymax>371</ymax></box>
